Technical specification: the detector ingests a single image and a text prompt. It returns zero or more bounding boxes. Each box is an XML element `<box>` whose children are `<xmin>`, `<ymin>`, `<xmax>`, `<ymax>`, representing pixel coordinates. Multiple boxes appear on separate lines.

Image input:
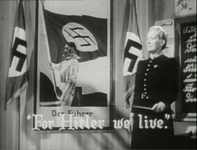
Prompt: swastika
<box><xmin>124</xmin><ymin>39</ymin><xmax>142</xmax><ymax>73</ymax></box>
<box><xmin>62</xmin><ymin>23</ymin><xmax>98</xmax><ymax>52</ymax></box>
<box><xmin>64</xmin><ymin>27</ymin><xmax>96</xmax><ymax>47</ymax></box>
<box><xmin>10</xmin><ymin>37</ymin><xmax>27</xmax><ymax>72</ymax></box>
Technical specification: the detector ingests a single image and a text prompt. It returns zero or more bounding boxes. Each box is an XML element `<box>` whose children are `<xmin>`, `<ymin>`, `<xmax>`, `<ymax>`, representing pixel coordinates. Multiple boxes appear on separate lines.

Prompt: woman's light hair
<box><xmin>149</xmin><ymin>26</ymin><xmax>168</xmax><ymax>50</ymax></box>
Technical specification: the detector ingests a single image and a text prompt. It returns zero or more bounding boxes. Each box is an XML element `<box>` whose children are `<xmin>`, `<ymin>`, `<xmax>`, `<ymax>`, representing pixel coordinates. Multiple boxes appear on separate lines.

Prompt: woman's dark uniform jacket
<box><xmin>131</xmin><ymin>55</ymin><xmax>179</xmax><ymax>148</ymax></box>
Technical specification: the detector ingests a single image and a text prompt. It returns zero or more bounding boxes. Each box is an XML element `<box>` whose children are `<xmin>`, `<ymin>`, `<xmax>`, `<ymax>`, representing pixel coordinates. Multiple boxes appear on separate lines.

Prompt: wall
<box><xmin>153</xmin><ymin>0</ymin><xmax>176</xmax><ymax>20</ymax></box>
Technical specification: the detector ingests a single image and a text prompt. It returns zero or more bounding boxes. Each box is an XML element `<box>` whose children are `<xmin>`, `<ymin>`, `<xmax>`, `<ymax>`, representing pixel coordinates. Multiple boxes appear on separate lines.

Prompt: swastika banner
<box><xmin>38</xmin><ymin>8</ymin><xmax>109</xmax><ymax>108</ymax></box>
<box><xmin>123</xmin><ymin>0</ymin><xmax>143</xmax><ymax>106</ymax></box>
<box><xmin>5</xmin><ymin>0</ymin><xmax>28</xmax><ymax>108</ymax></box>
<box><xmin>43</xmin><ymin>9</ymin><xmax>107</xmax><ymax>64</ymax></box>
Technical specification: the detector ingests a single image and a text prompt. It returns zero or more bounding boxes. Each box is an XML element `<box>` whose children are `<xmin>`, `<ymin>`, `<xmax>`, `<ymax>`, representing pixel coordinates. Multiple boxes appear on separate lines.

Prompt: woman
<box><xmin>128</xmin><ymin>26</ymin><xmax>178</xmax><ymax>149</ymax></box>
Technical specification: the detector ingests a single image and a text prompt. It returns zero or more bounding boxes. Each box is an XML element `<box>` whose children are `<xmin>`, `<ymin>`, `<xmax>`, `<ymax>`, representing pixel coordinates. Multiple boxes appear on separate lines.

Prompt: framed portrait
<box><xmin>34</xmin><ymin>0</ymin><xmax>113</xmax><ymax>130</ymax></box>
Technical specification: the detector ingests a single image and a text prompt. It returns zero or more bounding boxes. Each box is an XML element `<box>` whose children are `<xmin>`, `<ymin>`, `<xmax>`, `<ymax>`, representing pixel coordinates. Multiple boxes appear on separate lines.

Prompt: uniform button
<box><xmin>144</xmin><ymin>84</ymin><xmax>146</xmax><ymax>86</ymax></box>
<box><xmin>144</xmin><ymin>79</ymin><xmax>146</xmax><ymax>81</ymax></box>
<box><xmin>145</xmin><ymin>73</ymin><xmax>147</xmax><ymax>76</ymax></box>
<box><xmin>146</xmin><ymin>96</ymin><xmax>149</xmax><ymax>99</ymax></box>
<box><xmin>144</xmin><ymin>88</ymin><xmax>146</xmax><ymax>91</ymax></box>
<box><xmin>148</xmin><ymin>64</ymin><xmax>150</xmax><ymax>67</ymax></box>
<box><xmin>146</xmin><ymin>69</ymin><xmax>149</xmax><ymax>71</ymax></box>
<box><xmin>154</xmin><ymin>64</ymin><xmax>158</xmax><ymax>68</ymax></box>
<box><xmin>150</xmin><ymin>60</ymin><xmax>152</xmax><ymax>63</ymax></box>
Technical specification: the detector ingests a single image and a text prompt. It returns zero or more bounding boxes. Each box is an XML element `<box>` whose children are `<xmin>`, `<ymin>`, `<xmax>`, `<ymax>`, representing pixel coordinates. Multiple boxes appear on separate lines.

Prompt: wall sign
<box><xmin>34</xmin><ymin>0</ymin><xmax>112</xmax><ymax>130</ymax></box>
<box><xmin>175</xmin><ymin>15</ymin><xmax>196</xmax><ymax>120</ymax></box>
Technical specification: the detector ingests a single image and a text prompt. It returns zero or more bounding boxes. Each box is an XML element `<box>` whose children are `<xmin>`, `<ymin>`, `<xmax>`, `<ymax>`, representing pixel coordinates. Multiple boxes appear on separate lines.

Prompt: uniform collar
<box><xmin>150</xmin><ymin>52</ymin><xmax>163</xmax><ymax>60</ymax></box>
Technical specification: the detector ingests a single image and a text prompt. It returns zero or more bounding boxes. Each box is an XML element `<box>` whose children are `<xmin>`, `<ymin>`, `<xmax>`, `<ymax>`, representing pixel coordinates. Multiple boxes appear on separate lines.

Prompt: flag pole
<box><xmin>17</xmin><ymin>96</ymin><xmax>21</xmax><ymax>150</ymax></box>
<box><xmin>33</xmin><ymin>0</ymin><xmax>42</xmax><ymax>148</ymax></box>
<box><xmin>17</xmin><ymin>0</ymin><xmax>22</xmax><ymax>148</ymax></box>
<box><xmin>41</xmin><ymin>0</ymin><xmax>45</xmax><ymax>9</ymax></box>
<box><xmin>33</xmin><ymin>0</ymin><xmax>39</xmax><ymax>120</ymax></box>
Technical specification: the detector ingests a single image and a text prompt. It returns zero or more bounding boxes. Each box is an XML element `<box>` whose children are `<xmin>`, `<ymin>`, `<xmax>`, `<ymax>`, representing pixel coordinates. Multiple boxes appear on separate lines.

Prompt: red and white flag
<box><xmin>123</xmin><ymin>0</ymin><xmax>143</xmax><ymax>98</ymax></box>
<box><xmin>5</xmin><ymin>0</ymin><xmax>28</xmax><ymax>108</ymax></box>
